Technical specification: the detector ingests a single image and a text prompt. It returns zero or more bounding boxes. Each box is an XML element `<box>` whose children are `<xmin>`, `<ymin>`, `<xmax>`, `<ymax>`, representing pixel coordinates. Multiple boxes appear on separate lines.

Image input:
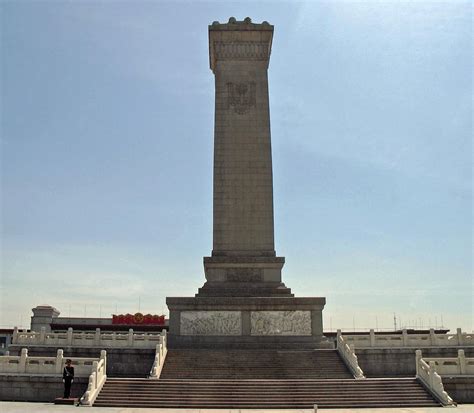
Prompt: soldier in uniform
<box><xmin>62</xmin><ymin>359</ymin><xmax>74</xmax><ymax>398</ymax></box>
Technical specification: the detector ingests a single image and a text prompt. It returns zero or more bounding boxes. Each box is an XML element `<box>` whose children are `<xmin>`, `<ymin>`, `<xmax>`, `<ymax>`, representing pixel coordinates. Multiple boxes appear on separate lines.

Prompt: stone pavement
<box><xmin>1</xmin><ymin>402</ymin><xmax>473</xmax><ymax>413</ymax></box>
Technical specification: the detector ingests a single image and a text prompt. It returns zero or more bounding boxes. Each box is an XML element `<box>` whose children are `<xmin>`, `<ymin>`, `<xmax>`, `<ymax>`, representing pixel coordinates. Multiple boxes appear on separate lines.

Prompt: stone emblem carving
<box><xmin>214</xmin><ymin>42</ymin><xmax>269</xmax><ymax>60</ymax></box>
<box><xmin>251</xmin><ymin>311</ymin><xmax>312</xmax><ymax>336</ymax></box>
<box><xmin>180</xmin><ymin>311</ymin><xmax>241</xmax><ymax>336</ymax></box>
<box><xmin>227</xmin><ymin>82</ymin><xmax>256</xmax><ymax>114</ymax></box>
<box><xmin>226</xmin><ymin>268</ymin><xmax>263</xmax><ymax>282</ymax></box>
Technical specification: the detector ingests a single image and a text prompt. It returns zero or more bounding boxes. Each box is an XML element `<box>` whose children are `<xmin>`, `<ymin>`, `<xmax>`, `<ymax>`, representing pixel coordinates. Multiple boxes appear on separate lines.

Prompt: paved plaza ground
<box><xmin>1</xmin><ymin>402</ymin><xmax>473</xmax><ymax>413</ymax></box>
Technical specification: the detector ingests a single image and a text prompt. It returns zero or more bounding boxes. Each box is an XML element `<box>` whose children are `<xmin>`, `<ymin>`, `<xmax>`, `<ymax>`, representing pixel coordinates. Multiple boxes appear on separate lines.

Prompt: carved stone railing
<box><xmin>13</xmin><ymin>327</ymin><xmax>164</xmax><ymax>349</ymax></box>
<box><xmin>336</xmin><ymin>330</ymin><xmax>365</xmax><ymax>379</ymax></box>
<box><xmin>418</xmin><ymin>349</ymin><xmax>474</xmax><ymax>376</ymax></box>
<box><xmin>149</xmin><ymin>330</ymin><xmax>168</xmax><ymax>379</ymax></box>
<box><xmin>80</xmin><ymin>350</ymin><xmax>107</xmax><ymax>406</ymax></box>
<box><xmin>0</xmin><ymin>348</ymin><xmax>99</xmax><ymax>376</ymax></box>
<box><xmin>342</xmin><ymin>328</ymin><xmax>472</xmax><ymax>348</ymax></box>
<box><xmin>415</xmin><ymin>350</ymin><xmax>455</xmax><ymax>406</ymax></box>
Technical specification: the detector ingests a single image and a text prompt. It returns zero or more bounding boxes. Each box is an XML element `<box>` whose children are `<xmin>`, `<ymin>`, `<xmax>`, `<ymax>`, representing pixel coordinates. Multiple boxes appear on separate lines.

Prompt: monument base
<box><xmin>166</xmin><ymin>296</ymin><xmax>331</xmax><ymax>349</ymax></box>
<box><xmin>200</xmin><ymin>256</ymin><xmax>293</xmax><ymax>297</ymax></box>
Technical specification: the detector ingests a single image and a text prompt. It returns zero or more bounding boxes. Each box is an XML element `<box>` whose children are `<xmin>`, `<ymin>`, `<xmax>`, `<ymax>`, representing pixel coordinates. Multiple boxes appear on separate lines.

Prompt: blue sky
<box><xmin>1</xmin><ymin>1</ymin><xmax>472</xmax><ymax>332</ymax></box>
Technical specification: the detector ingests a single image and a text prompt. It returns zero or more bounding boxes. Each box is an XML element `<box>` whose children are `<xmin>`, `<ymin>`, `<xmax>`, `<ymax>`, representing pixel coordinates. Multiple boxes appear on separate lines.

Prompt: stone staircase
<box><xmin>94</xmin><ymin>378</ymin><xmax>440</xmax><ymax>408</ymax></box>
<box><xmin>93</xmin><ymin>349</ymin><xmax>441</xmax><ymax>408</ymax></box>
<box><xmin>161</xmin><ymin>349</ymin><xmax>353</xmax><ymax>379</ymax></box>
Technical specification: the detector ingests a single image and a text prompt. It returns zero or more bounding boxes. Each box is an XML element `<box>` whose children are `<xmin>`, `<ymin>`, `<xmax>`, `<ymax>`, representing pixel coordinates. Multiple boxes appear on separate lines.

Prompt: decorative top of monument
<box><xmin>208</xmin><ymin>17</ymin><xmax>274</xmax><ymax>72</ymax></box>
<box><xmin>209</xmin><ymin>17</ymin><xmax>273</xmax><ymax>31</ymax></box>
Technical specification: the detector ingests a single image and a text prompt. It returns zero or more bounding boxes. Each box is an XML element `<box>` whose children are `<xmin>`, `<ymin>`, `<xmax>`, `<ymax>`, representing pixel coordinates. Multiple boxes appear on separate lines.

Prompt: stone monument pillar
<box><xmin>167</xmin><ymin>18</ymin><xmax>328</xmax><ymax>349</ymax></box>
<box><xmin>199</xmin><ymin>17</ymin><xmax>290</xmax><ymax>297</ymax></box>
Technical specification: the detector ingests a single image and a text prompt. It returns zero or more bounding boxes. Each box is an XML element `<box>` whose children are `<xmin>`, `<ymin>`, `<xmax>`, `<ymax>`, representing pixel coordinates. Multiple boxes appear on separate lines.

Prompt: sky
<box><xmin>1</xmin><ymin>1</ymin><xmax>472</xmax><ymax>332</ymax></box>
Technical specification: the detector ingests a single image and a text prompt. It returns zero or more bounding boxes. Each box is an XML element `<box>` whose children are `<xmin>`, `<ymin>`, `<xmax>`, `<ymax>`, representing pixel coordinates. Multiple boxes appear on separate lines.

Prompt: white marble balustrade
<box><xmin>13</xmin><ymin>327</ymin><xmax>163</xmax><ymax>348</ymax></box>
<box><xmin>342</xmin><ymin>328</ymin><xmax>472</xmax><ymax>348</ymax></box>
<box><xmin>418</xmin><ymin>349</ymin><xmax>474</xmax><ymax>376</ymax></box>
<box><xmin>80</xmin><ymin>350</ymin><xmax>107</xmax><ymax>406</ymax></box>
<box><xmin>149</xmin><ymin>330</ymin><xmax>168</xmax><ymax>379</ymax></box>
<box><xmin>415</xmin><ymin>350</ymin><xmax>455</xmax><ymax>406</ymax></box>
<box><xmin>0</xmin><ymin>348</ymin><xmax>101</xmax><ymax>376</ymax></box>
<box><xmin>336</xmin><ymin>330</ymin><xmax>365</xmax><ymax>379</ymax></box>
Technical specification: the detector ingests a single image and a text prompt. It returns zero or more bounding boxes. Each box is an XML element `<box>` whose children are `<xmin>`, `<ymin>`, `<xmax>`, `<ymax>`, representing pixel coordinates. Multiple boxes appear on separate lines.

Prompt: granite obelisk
<box><xmin>167</xmin><ymin>18</ymin><xmax>328</xmax><ymax>349</ymax></box>
<box><xmin>199</xmin><ymin>17</ymin><xmax>290</xmax><ymax>297</ymax></box>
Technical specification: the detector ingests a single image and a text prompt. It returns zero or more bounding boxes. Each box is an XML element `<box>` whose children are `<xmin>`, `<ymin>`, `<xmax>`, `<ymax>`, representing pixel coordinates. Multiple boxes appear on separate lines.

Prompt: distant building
<box><xmin>30</xmin><ymin>305</ymin><xmax>168</xmax><ymax>333</ymax></box>
<box><xmin>0</xmin><ymin>329</ymin><xmax>14</xmax><ymax>355</ymax></box>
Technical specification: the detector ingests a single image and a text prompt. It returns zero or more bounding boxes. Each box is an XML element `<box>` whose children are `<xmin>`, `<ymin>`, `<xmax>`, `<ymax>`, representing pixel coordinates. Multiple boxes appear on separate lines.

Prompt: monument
<box><xmin>167</xmin><ymin>18</ymin><xmax>328</xmax><ymax>348</ymax></box>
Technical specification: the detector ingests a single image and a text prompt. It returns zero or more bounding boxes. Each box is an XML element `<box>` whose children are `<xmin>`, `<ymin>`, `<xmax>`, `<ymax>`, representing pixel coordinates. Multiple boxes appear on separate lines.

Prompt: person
<box><xmin>63</xmin><ymin>359</ymin><xmax>74</xmax><ymax>399</ymax></box>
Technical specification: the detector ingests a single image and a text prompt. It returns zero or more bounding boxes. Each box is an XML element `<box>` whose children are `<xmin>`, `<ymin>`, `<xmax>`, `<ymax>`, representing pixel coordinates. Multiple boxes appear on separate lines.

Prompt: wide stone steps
<box><xmin>93</xmin><ymin>378</ymin><xmax>440</xmax><ymax>408</ymax></box>
<box><xmin>160</xmin><ymin>349</ymin><xmax>353</xmax><ymax>379</ymax></box>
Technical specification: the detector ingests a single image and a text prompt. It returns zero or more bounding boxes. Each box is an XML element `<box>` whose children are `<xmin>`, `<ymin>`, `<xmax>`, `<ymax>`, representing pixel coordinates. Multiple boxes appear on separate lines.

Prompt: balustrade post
<box><xmin>5</xmin><ymin>351</ymin><xmax>9</xmax><ymax>356</ymax></box>
<box><xmin>429</xmin><ymin>329</ymin><xmax>436</xmax><ymax>346</ymax></box>
<box><xmin>369</xmin><ymin>329</ymin><xmax>375</xmax><ymax>347</ymax></box>
<box><xmin>128</xmin><ymin>329</ymin><xmax>134</xmax><ymax>347</ymax></box>
<box><xmin>429</xmin><ymin>361</ymin><xmax>436</xmax><ymax>388</ymax></box>
<box><xmin>100</xmin><ymin>349</ymin><xmax>107</xmax><ymax>374</ymax></box>
<box><xmin>19</xmin><ymin>348</ymin><xmax>28</xmax><ymax>373</ymax></box>
<box><xmin>93</xmin><ymin>361</ymin><xmax>99</xmax><ymax>389</ymax></box>
<box><xmin>402</xmin><ymin>329</ymin><xmax>408</xmax><ymax>346</ymax></box>
<box><xmin>56</xmin><ymin>349</ymin><xmax>64</xmax><ymax>374</ymax></box>
<box><xmin>156</xmin><ymin>347</ymin><xmax>161</xmax><ymax>367</ymax></box>
<box><xmin>457</xmin><ymin>328</ymin><xmax>463</xmax><ymax>346</ymax></box>
<box><xmin>13</xmin><ymin>327</ymin><xmax>18</xmax><ymax>344</ymax></box>
<box><xmin>91</xmin><ymin>371</ymin><xmax>97</xmax><ymax>392</ymax></box>
<box><xmin>336</xmin><ymin>329</ymin><xmax>342</xmax><ymax>347</ymax></box>
<box><xmin>458</xmin><ymin>349</ymin><xmax>466</xmax><ymax>375</ymax></box>
<box><xmin>67</xmin><ymin>327</ymin><xmax>73</xmax><ymax>345</ymax></box>
<box><xmin>39</xmin><ymin>327</ymin><xmax>46</xmax><ymax>344</ymax></box>
<box><xmin>95</xmin><ymin>328</ymin><xmax>101</xmax><ymax>346</ymax></box>
<box><xmin>415</xmin><ymin>350</ymin><xmax>422</xmax><ymax>376</ymax></box>
<box><xmin>161</xmin><ymin>329</ymin><xmax>167</xmax><ymax>348</ymax></box>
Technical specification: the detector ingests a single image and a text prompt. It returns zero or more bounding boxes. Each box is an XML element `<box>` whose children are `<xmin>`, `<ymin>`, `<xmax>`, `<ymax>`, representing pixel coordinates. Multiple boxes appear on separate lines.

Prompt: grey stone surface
<box><xmin>166</xmin><ymin>19</ymin><xmax>327</xmax><ymax>348</ymax></box>
<box><xmin>180</xmin><ymin>311</ymin><xmax>241</xmax><ymax>336</ymax></box>
<box><xmin>2</xmin><ymin>401</ymin><xmax>473</xmax><ymax>413</ymax></box>
<box><xmin>443</xmin><ymin>376</ymin><xmax>474</xmax><ymax>403</ymax></box>
<box><xmin>250</xmin><ymin>311</ymin><xmax>312</xmax><ymax>336</ymax></box>
<box><xmin>356</xmin><ymin>347</ymin><xmax>474</xmax><ymax>378</ymax></box>
<box><xmin>7</xmin><ymin>346</ymin><xmax>155</xmax><ymax>378</ymax></box>
<box><xmin>167</xmin><ymin>297</ymin><xmax>328</xmax><ymax>349</ymax></box>
<box><xmin>0</xmin><ymin>376</ymin><xmax>88</xmax><ymax>402</ymax></box>
<box><xmin>30</xmin><ymin>305</ymin><xmax>60</xmax><ymax>333</ymax></box>
<box><xmin>204</xmin><ymin>18</ymin><xmax>287</xmax><ymax>295</ymax></box>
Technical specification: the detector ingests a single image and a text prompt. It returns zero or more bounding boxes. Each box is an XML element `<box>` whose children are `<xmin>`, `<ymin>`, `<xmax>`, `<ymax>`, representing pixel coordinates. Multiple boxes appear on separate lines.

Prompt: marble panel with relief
<box><xmin>250</xmin><ymin>310</ymin><xmax>312</xmax><ymax>336</ymax></box>
<box><xmin>180</xmin><ymin>311</ymin><xmax>242</xmax><ymax>336</ymax></box>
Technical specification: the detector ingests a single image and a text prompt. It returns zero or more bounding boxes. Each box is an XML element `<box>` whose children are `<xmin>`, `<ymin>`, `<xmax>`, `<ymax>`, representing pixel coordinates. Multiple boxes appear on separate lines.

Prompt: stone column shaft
<box><xmin>200</xmin><ymin>18</ymin><xmax>290</xmax><ymax>297</ymax></box>
<box><xmin>210</xmin><ymin>23</ymin><xmax>275</xmax><ymax>257</ymax></box>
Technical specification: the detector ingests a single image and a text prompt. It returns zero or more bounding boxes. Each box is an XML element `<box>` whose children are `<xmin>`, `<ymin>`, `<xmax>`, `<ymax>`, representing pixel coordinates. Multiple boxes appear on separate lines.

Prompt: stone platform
<box><xmin>166</xmin><ymin>296</ymin><xmax>330</xmax><ymax>349</ymax></box>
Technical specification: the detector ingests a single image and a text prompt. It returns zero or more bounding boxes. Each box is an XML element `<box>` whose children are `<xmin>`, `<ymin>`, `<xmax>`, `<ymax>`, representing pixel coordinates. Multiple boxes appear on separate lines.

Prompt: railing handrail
<box><xmin>341</xmin><ymin>328</ymin><xmax>471</xmax><ymax>348</ymax></box>
<box><xmin>336</xmin><ymin>330</ymin><xmax>365</xmax><ymax>379</ymax></box>
<box><xmin>149</xmin><ymin>330</ymin><xmax>168</xmax><ymax>379</ymax></box>
<box><xmin>80</xmin><ymin>349</ymin><xmax>107</xmax><ymax>406</ymax></box>
<box><xmin>415</xmin><ymin>349</ymin><xmax>455</xmax><ymax>406</ymax></box>
<box><xmin>417</xmin><ymin>349</ymin><xmax>473</xmax><ymax>377</ymax></box>
<box><xmin>12</xmin><ymin>326</ymin><xmax>166</xmax><ymax>349</ymax></box>
<box><xmin>0</xmin><ymin>348</ymin><xmax>101</xmax><ymax>376</ymax></box>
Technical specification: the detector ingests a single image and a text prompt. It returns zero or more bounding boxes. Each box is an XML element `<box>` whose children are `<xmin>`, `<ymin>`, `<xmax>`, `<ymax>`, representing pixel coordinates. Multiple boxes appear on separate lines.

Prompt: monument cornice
<box><xmin>167</xmin><ymin>296</ymin><xmax>326</xmax><ymax>311</ymax></box>
<box><xmin>208</xmin><ymin>17</ymin><xmax>273</xmax><ymax>72</ymax></box>
<box><xmin>212</xmin><ymin>41</ymin><xmax>270</xmax><ymax>62</ymax></box>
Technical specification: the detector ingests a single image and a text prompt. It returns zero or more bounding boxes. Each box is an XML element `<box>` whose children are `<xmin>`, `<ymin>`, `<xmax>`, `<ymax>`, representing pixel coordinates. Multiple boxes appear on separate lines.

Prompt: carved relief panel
<box><xmin>227</xmin><ymin>82</ymin><xmax>256</xmax><ymax>114</ymax></box>
<box><xmin>226</xmin><ymin>268</ymin><xmax>263</xmax><ymax>282</ymax></box>
<box><xmin>180</xmin><ymin>311</ymin><xmax>242</xmax><ymax>336</ymax></box>
<box><xmin>250</xmin><ymin>311</ymin><xmax>312</xmax><ymax>336</ymax></box>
